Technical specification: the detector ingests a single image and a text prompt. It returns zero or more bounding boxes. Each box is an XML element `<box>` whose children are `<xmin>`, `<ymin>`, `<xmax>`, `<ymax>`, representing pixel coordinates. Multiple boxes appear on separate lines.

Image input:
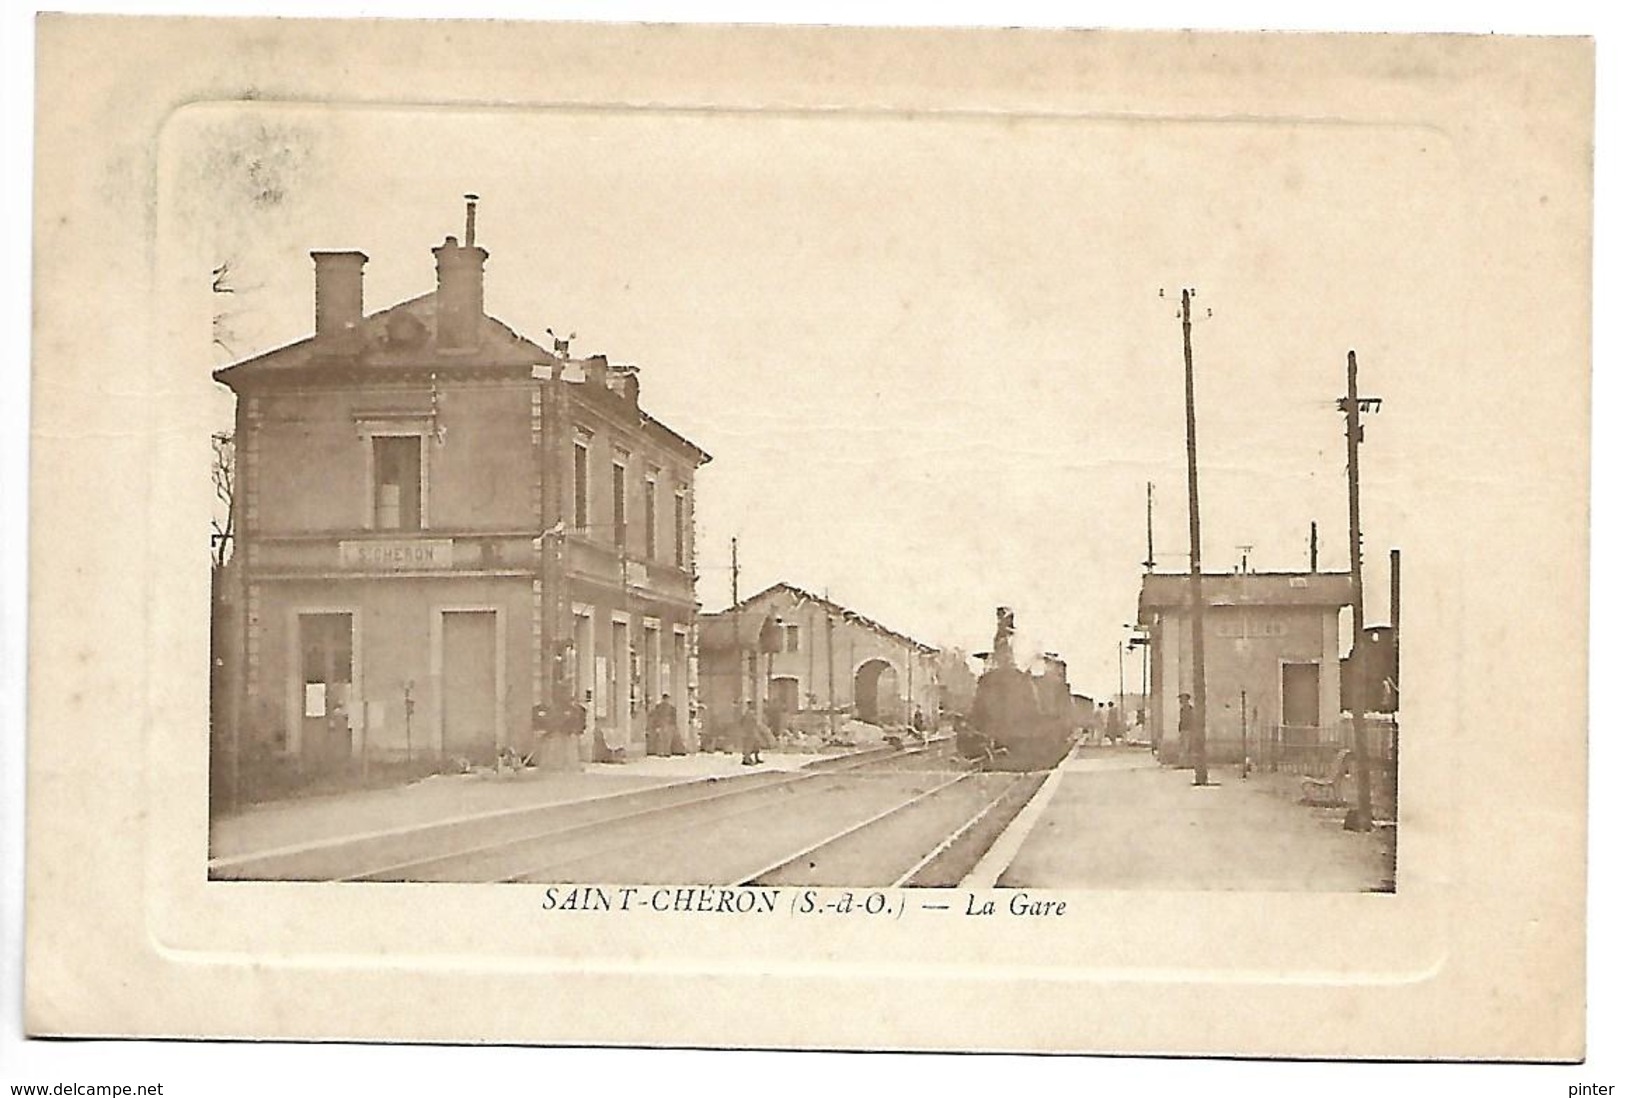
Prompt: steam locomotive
<box><xmin>956</xmin><ymin>608</ymin><xmax>1076</xmax><ymax>771</ymax></box>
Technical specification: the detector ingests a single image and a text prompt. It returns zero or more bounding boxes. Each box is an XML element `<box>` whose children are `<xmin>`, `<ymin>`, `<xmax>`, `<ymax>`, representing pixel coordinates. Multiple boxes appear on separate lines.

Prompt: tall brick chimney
<box><xmin>311</xmin><ymin>251</ymin><xmax>367</xmax><ymax>339</ymax></box>
<box><xmin>433</xmin><ymin>194</ymin><xmax>487</xmax><ymax>351</ymax></box>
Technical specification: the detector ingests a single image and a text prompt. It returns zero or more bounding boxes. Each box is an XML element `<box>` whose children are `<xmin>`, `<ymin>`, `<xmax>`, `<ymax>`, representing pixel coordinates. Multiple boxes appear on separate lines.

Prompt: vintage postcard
<box><xmin>24</xmin><ymin>16</ymin><xmax>1591</xmax><ymax>1057</ymax></box>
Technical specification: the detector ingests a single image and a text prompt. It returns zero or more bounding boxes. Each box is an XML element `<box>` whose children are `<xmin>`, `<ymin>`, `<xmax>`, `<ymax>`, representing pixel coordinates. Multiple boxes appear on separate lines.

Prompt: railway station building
<box><xmin>697</xmin><ymin>583</ymin><xmax>942</xmax><ymax>733</ymax></box>
<box><xmin>1136</xmin><ymin>571</ymin><xmax>1353</xmax><ymax>766</ymax></box>
<box><xmin>213</xmin><ymin>202</ymin><xmax>710</xmax><ymax>776</ymax></box>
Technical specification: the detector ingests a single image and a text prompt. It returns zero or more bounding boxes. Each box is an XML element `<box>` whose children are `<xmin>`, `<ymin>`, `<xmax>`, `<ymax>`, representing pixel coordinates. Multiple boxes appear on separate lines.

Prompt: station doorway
<box><xmin>768</xmin><ymin>676</ymin><xmax>799</xmax><ymax>715</ymax></box>
<box><xmin>853</xmin><ymin>659</ymin><xmax>899</xmax><ymax>725</ymax></box>
<box><xmin>1281</xmin><ymin>661</ymin><xmax>1321</xmax><ymax>734</ymax></box>
<box><xmin>298</xmin><ymin>612</ymin><xmax>353</xmax><ymax>766</ymax></box>
<box><xmin>442</xmin><ymin>610</ymin><xmax>498</xmax><ymax>763</ymax></box>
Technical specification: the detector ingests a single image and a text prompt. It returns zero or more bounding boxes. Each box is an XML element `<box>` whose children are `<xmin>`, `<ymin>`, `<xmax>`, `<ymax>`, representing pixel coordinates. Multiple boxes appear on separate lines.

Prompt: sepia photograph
<box><xmin>197</xmin><ymin>105</ymin><xmax>1408</xmax><ymax>893</ymax></box>
<box><xmin>19</xmin><ymin>10</ymin><xmax>1596</xmax><ymax>1064</ymax></box>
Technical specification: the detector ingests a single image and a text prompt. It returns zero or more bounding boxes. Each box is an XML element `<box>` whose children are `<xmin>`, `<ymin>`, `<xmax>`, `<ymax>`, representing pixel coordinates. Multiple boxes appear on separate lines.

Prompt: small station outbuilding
<box><xmin>1137</xmin><ymin>571</ymin><xmax>1353</xmax><ymax>765</ymax></box>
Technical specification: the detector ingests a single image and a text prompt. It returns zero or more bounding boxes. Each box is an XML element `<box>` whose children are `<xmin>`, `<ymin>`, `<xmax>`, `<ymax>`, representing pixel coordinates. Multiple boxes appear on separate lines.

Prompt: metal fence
<box><xmin>1259</xmin><ymin>726</ymin><xmax>1342</xmax><ymax>775</ymax></box>
<box><xmin>1258</xmin><ymin>720</ymin><xmax>1399</xmax><ymax>819</ymax></box>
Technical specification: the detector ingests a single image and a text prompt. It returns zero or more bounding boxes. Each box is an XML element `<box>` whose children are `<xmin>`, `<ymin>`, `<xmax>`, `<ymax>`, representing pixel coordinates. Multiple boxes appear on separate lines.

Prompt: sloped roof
<box><xmin>1137</xmin><ymin>571</ymin><xmax>1353</xmax><ymax>618</ymax></box>
<box><xmin>212</xmin><ymin>293</ymin><xmax>550</xmax><ymax>384</ymax></box>
<box><xmin>212</xmin><ymin>292</ymin><xmax>710</xmax><ymax>465</ymax></box>
<box><xmin>699</xmin><ymin>582</ymin><xmax>940</xmax><ymax>654</ymax></box>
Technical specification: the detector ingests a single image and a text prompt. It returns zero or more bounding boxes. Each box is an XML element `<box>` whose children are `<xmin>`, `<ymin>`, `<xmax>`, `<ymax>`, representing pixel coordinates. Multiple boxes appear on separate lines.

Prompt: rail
<box><xmin>728</xmin><ymin>768</ymin><xmax>982</xmax><ymax>887</ymax></box>
<box><xmin>336</xmin><ymin>739</ymin><xmax>952</xmax><ymax>883</ymax></box>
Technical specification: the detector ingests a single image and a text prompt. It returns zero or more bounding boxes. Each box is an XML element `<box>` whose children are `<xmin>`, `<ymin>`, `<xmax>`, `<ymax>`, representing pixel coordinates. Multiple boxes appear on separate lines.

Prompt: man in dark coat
<box><xmin>649</xmin><ymin>694</ymin><xmax>678</xmax><ymax>757</ymax></box>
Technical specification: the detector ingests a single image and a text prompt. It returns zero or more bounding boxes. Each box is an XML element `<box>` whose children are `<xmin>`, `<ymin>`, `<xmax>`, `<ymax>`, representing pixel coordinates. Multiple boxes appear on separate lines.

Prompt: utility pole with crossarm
<box><xmin>1339</xmin><ymin>349</ymin><xmax>1381</xmax><ymax>832</ymax></box>
<box><xmin>1179</xmin><ymin>288</ymin><xmax>1210</xmax><ymax>786</ymax></box>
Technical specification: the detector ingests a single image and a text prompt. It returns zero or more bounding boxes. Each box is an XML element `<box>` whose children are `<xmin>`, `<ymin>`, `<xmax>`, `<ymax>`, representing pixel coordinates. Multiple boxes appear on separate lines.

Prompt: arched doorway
<box><xmin>853</xmin><ymin>659</ymin><xmax>900</xmax><ymax>725</ymax></box>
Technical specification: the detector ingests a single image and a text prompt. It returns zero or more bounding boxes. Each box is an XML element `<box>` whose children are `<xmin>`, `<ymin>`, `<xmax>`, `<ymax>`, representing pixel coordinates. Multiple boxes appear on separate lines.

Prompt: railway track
<box><xmin>212</xmin><ymin>739</ymin><xmax>964</xmax><ymax>883</ymax></box>
<box><xmin>484</xmin><ymin>742</ymin><xmax>1051</xmax><ymax>887</ymax></box>
<box><xmin>736</xmin><ymin>768</ymin><xmax>1046</xmax><ymax>888</ymax></box>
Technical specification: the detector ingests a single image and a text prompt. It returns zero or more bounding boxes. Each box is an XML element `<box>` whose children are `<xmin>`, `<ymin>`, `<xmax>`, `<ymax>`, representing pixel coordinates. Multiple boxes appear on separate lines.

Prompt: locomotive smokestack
<box><xmin>992</xmin><ymin>607</ymin><xmax>1017</xmax><ymax>671</ymax></box>
<box><xmin>464</xmin><ymin>193</ymin><xmax>479</xmax><ymax>247</ymax></box>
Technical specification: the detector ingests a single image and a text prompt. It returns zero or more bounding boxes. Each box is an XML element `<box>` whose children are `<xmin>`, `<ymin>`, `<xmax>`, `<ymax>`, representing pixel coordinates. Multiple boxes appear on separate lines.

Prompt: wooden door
<box><xmin>769</xmin><ymin>677</ymin><xmax>799</xmax><ymax>714</ymax></box>
<box><xmin>299</xmin><ymin>613</ymin><xmax>353</xmax><ymax>766</ymax></box>
<box><xmin>1281</xmin><ymin>661</ymin><xmax>1321</xmax><ymax>729</ymax></box>
<box><xmin>442</xmin><ymin>611</ymin><xmax>497</xmax><ymax>763</ymax></box>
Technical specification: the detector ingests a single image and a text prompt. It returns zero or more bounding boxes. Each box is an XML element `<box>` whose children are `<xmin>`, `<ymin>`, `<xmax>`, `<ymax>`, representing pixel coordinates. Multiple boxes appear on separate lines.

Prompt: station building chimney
<box><xmin>311</xmin><ymin>250</ymin><xmax>367</xmax><ymax>340</ymax></box>
<box><xmin>433</xmin><ymin>194</ymin><xmax>487</xmax><ymax>350</ymax></box>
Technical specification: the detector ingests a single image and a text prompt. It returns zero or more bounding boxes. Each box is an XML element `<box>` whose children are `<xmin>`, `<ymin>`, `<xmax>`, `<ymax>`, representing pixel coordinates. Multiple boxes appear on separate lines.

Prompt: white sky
<box><xmin>181</xmin><ymin>90</ymin><xmax>1433</xmax><ymax>697</ymax></box>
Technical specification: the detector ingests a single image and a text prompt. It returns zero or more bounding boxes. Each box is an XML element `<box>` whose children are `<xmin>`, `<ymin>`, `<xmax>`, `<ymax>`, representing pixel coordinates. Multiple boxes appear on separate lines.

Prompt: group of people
<box><xmin>596</xmin><ymin>692</ymin><xmax>685</xmax><ymax>761</ymax></box>
<box><xmin>536</xmin><ymin>694</ymin><xmax>943</xmax><ymax>768</ymax></box>
<box><xmin>531</xmin><ymin>691</ymin><xmax>687</xmax><ymax>764</ymax></box>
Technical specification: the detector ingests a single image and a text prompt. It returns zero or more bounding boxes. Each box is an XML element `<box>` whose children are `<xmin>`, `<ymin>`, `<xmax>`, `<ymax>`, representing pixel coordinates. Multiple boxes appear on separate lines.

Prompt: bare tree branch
<box><xmin>211</xmin><ymin>430</ymin><xmax>235</xmax><ymax>567</ymax></box>
<box><xmin>212</xmin><ymin>259</ymin><xmax>243</xmax><ymax>360</ymax></box>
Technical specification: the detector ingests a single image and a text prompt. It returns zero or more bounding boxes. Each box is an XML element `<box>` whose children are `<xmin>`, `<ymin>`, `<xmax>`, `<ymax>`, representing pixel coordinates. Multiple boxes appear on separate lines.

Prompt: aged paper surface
<box><xmin>25</xmin><ymin>16</ymin><xmax>1590</xmax><ymax>1057</ymax></box>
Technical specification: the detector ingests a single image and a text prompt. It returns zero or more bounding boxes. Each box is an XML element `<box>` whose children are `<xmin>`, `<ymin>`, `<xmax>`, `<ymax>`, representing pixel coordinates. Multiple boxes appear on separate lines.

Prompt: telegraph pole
<box><xmin>1390</xmin><ymin>547</ymin><xmax>1401</xmax><ymax>700</ymax></box>
<box><xmin>1144</xmin><ymin>481</ymin><xmax>1155</xmax><ymax>571</ymax></box>
<box><xmin>1240</xmin><ymin>687</ymin><xmax>1248</xmax><ymax>778</ymax></box>
<box><xmin>1138</xmin><ymin>629</ymin><xmax>1149</xmax><ymax>726</ymax></box>
<box><xmin>1180</xmin><ymin>288</ymin><xmax>1210</xmax><ymax>785</ymax></box>
<box><xmin>825</xmin><ymin>599</ymin><xmax>836</xmax><ymax>742</ymax></box>
<box><xmin>1390</xmin><ymin>546</ymin><xmax>1401</xmax><ymax>825</ymax></box>
<box><xmin>1339</xmin><ymin>350</ymin><xmax>1378</xmax><ymax>831</ymax></box>
<box><xmin>1117</xmin><ymin>640</ymin><xmax>1126</xmax><ymax>716</ymax></box>
<box><xmin>907</xmin><ymin>651</ymin><xmax>914</xmax><ymax>725</ymax></box>
<box><xmin>731</xmin><ymin>537</ymin><xmax>742</xmax><ymax>723</ymax></box>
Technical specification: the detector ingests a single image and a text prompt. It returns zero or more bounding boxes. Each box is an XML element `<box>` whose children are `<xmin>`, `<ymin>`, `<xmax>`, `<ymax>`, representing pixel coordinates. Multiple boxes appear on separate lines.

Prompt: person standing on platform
<box><xmin>1177</xmin><ymin>693</ymin><xmax>1195</xmax><ymax>766</ymax></box>
<box><xmin>649</xmin><ymin>694</ymin><xmax>677</xmax><ymax>757</ymax></box>
<box><xmin>739</xmin><ymin>709</ymin><xmax>767</xmax><ymax>766</ymax></box>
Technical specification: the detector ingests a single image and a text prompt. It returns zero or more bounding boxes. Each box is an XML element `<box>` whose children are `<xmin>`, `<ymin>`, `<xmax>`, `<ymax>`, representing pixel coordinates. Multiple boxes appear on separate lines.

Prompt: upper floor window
<box><xmin>612</xmin><ymin>459</ymin><xmax>628</xmax><ymax>549</ymax></box>
<box><xmin>784</xmin><ymin>624</ymin><xmax>801</xmax><ymax>653</ymax></box>
<box><xmin>673</xmin><ymin>485</ymin><xmax>688</xmax><ymax>569</ymax></box>
<box><xmin>644</xmin><ymin>474</ymin><xmax>658</xmax><ymax>561</ymax></box>
<box><xmin>372</xmin><ymin>435</ymin><xmax>421</xmax><ymax>531</ymax></box>
<box><xmin>573</xmin><ymin>440</ymin><xmax>590</xmax><ymax>531</ymax></box>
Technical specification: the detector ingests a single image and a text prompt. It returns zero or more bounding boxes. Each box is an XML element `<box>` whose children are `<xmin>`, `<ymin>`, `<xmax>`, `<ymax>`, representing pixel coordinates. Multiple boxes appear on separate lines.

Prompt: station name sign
<box><xmin>339</xmin><ymin>539</ymin><xmax>455</xmax><ymax>570</ymax></box>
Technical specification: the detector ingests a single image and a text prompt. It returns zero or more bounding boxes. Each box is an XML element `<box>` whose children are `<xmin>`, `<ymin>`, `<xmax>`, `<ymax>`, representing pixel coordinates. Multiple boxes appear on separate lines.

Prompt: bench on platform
<box><xmin>1301</xmin><ymin>748</ymin><xmax>1352</xmax><ymax>807</ymax></box>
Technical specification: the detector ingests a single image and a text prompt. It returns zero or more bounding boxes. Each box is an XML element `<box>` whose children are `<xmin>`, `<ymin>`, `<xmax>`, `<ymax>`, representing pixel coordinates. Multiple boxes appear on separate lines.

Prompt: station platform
<box><xmin>208</xmin><ymin>747</ymin><xmax>857</xmax><ymax>864</ymax></box>
<box><xmin>978</xmin><ymin>746</ymin><xmax>1393</xmax><ymax>892</ymax></box>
